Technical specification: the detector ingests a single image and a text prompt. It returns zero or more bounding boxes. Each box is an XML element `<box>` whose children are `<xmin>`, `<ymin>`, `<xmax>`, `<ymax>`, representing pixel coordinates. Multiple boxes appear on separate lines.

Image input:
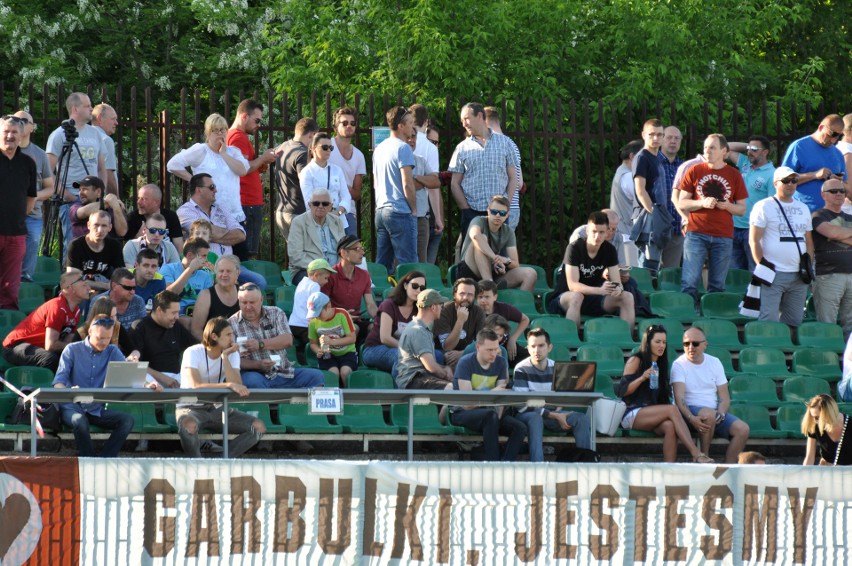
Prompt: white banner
<box><xmin>74</xmin><ymin>460</ymin><xmax>852</xmax><ymax>565</ymax></box>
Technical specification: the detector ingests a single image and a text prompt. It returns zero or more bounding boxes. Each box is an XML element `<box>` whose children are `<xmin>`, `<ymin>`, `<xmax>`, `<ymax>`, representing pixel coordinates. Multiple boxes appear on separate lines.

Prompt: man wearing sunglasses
<box><xmin>812</xmin><ymin>178</ymin><xmax>852</xmax><ymax>339</ymax></box>
<box><xmin>92</xmin><ymin>268</ymin><xmax>147</xmax><ymax>327</ymax></box>
<box><xmin>725</xmin><ymin>136</ymin><xmax>776</xmax><ymax>271</ymax></box>
<box><xmin>288</xmin><ymin>187</ymin><xmax>345</xmax><ymax>285</ymax></box>
<box><xmin>122</xmin><ymin>213</ymin><xmax>179</xmax><ymax>267</ymax></box>
<box><xmin>329</xmin><ymin>107</ymin><xmax>367</xmax><ymax>237</ymax></box>
<box><xmin>781</xmin><ymin>114</ymin><xmax>848</xmax><ymax>212</ymax></box>
<box><xmin>0</xmin><ymin>114</ymin><xmax>37</xmax><ymax>311</ymax></box>
<box><xmin>321</xmin><ymin>235</ymin><xmax>377</xmax><ymax>347</ymax></box>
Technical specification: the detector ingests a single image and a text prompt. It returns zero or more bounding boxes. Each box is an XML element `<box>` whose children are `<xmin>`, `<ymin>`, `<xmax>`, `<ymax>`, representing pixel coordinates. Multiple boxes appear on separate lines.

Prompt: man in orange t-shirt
<box><xmin>677</xmin><ymin>133</ymin><xmax>747</xmax><ymax>304</ymax></box>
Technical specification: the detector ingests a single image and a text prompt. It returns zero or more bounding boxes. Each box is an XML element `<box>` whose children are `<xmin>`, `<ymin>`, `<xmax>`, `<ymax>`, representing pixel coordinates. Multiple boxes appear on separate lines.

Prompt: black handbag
<box><xmin>772</xmin><ymin>197</ymin><xmax>814</xmax><ymax>284</ymax></box>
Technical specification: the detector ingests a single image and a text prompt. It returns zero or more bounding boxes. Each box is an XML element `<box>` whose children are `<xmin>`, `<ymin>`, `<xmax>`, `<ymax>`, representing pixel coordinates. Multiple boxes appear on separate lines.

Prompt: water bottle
<box><xmin>649</xmin><ymin>362</ymin><xmax>659</xmax><ymax>390</ymax></box>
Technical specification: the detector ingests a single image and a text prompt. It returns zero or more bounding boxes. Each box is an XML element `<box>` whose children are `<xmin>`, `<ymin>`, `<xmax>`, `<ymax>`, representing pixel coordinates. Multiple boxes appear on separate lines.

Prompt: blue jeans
<box><xmin>731</xmin><ymin>227</ymin><xmax>755</xmax><ymax>272</ymax></box>
<box><xmin>242</xmin><ymin>205</ymin><xmax>263</xmax><ymax>257</ymax></box>
<box><xmin>362</xmin><ymin>344</ymin><xmax>398</xmax><ymax>373</ymax></box>
<box><xmin>344</xmin><ymin>212</ymin><xmax>358</xmax><ymax>237</ymax></box>
<box><xmin>450</xmin><ymin>408</ymin><xmax>527</xmax><ymax>461</ymax></box>
<box><xmin>22</xmin><ymin>215</ymin><xmax>43</xmax><ymax>281</ymax></box>
<box><xmin>59</xmin><ymin>202</ymin><xmax>73</xmax><ymax>263</ymax></box>
<box><xmin>516</xmin><ymin>410</ymin><xmax>592</xmax><ymax>462</ymax></box>
<box><xmin>375</xmin><ymin>208</ymin><xmax>418</xmax><ymax>275</ymax></box>
<box><xmin>508</xmin><ymin>208</ymin><xmax>520</xmax><ymax>231</ymax></box>
<box><xmin>241</xmin><ymin>368</ymin><xmax>325</xmax><ymax>389</ymax></box>
<box><xmin>681</xmin><ymin>232</ymin><xmax>732</xmax><ymax>302</ymax></box>
<box><xmin>637</xmin><ymin>239</ymin><xmax>662</xmax><ymax>276</ymax></box>
<box><xmin>238</xmin><ymin>266</ymin><xmax>267</xmax><ymax>291</ymax></box>
<box><xmin>60</xmin><ymin>405</ymin><xmax>134</xmax><ymax>457</ymax></box>
<box><xmin>426</xmin><ymin>227</ymin><xmax>443</xmax><ymax>265</ymax></box>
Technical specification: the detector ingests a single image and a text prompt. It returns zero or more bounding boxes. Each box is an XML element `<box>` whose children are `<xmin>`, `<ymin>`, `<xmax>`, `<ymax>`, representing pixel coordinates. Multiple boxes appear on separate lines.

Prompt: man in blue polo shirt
<box><xmin>782</xmin><ymin>114</ymin><xmax>847</xmax><ymax>212</ymax></box>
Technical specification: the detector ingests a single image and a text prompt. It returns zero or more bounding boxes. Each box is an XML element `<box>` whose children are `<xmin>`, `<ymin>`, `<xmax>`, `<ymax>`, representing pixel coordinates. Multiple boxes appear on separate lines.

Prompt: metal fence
<box><xmin>1</xmin><ymin>82</ymin><xmax>846</xmax><ymax>274</ymax></box>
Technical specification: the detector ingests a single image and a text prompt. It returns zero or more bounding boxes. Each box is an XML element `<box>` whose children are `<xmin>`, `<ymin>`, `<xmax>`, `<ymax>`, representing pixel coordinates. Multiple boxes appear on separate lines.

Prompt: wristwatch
<box><xmin>258</xmin><ymin>340</ymin><xmax>265</xmax><ymax>350</ymax></box>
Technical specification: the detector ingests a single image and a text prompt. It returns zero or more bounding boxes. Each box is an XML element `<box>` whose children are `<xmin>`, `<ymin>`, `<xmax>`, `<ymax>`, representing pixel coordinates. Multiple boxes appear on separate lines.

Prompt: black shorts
<box><xmin>547</xmin><ymin>293</ymin><xmax>610</xmax><ymax>317</ymax></box>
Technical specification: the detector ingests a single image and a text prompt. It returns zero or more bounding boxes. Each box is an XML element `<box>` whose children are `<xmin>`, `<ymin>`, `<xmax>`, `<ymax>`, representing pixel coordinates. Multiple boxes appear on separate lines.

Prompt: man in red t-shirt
<box><xmin>227</xmin><ymin>99</ymin><xmax>281</xmax><ymax>260</ymax></box>
<box><xmin>321</xmin><ymin>235</ymin><xmax>378</xmax><ymax>347</ymax></box>
<box><xmin>2</xmin><ymin>268</ymin><xmax>90</xmax><ymax>371</ymax></box>
<box><xmin>677</xmin><ymin>134</ymin><xmax>747</xmax><ymax>303</ymax></box>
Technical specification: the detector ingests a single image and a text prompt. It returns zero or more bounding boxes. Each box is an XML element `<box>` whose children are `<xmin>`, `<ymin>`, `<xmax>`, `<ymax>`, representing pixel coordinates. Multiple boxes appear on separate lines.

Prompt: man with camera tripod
<box><xmin>46</xmin><ymin>92</ymin><xmax>108</xmax><ymax>259</ymax></box>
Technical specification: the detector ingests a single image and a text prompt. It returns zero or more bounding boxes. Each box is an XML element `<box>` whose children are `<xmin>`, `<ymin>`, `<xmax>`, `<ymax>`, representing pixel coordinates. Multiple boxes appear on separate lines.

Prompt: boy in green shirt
<box><xmin>307</xmin><ymin>292</ymin><xmax>357</xmax><ymax>386</ymax></box>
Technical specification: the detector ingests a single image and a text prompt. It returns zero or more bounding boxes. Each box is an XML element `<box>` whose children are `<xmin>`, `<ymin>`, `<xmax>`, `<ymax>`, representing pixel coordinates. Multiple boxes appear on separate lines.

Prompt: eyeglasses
<box><xmin>428</xmin><ymin>138</ymin><xmax>439</xmax><ymax>146</ymax></box>
<box><xmin>211</xmin><ymin>128</ymin><xmax>228</xmax><ymax>135</ymax></box>
<box><xmin>824</xmin><ymin>188</ymin><xmax>847</xmax><ymax>195</ymax></box>
<box><xmin>147</xmin><ymin>227</ymin><xmax>168</xmax><ymax>235</ymax></box>
<box><xmin>239</xmin><ymin>283</ymin><xmax>261</xmax><ymax>291</ymax></box>
<box><xmin>69</xmin><ymin>276</ymin><xmax>87</xmax><ymax>287</ymax></box>
<box><xmin>745</xmin><ymin>145</ymin><xmax>765</xmax><ymax>152</ymax></box>
<box><xmin>345</xmin><ymin>246</ymin><xmax>365</xmax><ymax>253</ymax></box>
<box><xmin>0</xmin><ymin>115</ymin><xmax>24</xmax><ymax>125</ymax></box>
<box><xmin>829</xmin><ymin>130</ymin><xmax>844</xmax><ymax>139</ymax></box>
<box><xmin>311</xmin><ymin>201</ymin><xmax>331</xmax><ymax>207</ymax></box>
<box><xmin>779</xmin><ymin>177</ymin><xmax>798</xmax><ymax>185</ymax></box>
<box><xmin>319</xmin><ymin>144</ymin><xmax>334</xmax><ymax>152</ymax></box>
<box><xmin>409</xmin><ymin>282</ymin><xmax>425</xmax><ymax>290</ymax></box>
<box><xmin>683</xmin><ymin>340</ymin><xmax>705</xmax><ymax>348</ymax></box>
<box><xmin>339</xmin><ymin>120</ymin><xmax>356</xmax><ymax>127</ymax></box>
<box><xmin>201</xmin><ymin>184</ymin><xmax>217</xmax><ymax>191</ymax></box>
<box><xmin>117</xmin><ymin>283</ymin><xmax>136</xmax><ymax>292</ymax></box>
<box><xmin>488</xmin><ymin>208</ymin><xmax>509</xmax><ymax>217</ymax></box>
<box><xmin>92</xmin><ymin>317</ymin><xmax>116</xmax><ymax>328</ymax></box>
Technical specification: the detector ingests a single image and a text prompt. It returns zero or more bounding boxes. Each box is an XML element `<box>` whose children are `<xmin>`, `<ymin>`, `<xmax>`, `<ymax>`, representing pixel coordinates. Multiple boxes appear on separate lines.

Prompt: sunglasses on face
<box><xmin>488</xmin><ymin>208</ymin><xmax>509</xmax><ymax>217</ymax></box>
<box><xmin>201</xmin><ymin>184</ymin><xmax>217</xmax><ymax>191</ymax></box>
<box><xmin>319</xmin><ymin>144</ymin><xmax>334</xmax><ymax>152</ymax></box>
<box><xmin>339</xmin><ymin>120</ymin><xmax>356</xmax><ymax>127</ymax></box>
<box><xmin>409</xmin><ymin>282</ymin><xmax>425</xmax><ymax>291</ymax></box>
<box><xmin>311</xmin><ymin>201</ymin><xmax>331</xmax><ymax>207</ymax></box>
<box><xmin>745</xmin><ymin>145</ymin><xmax>764</xmax><ymax>152</ymax></box>
<box><xmin>117</xmin><ymin>283</ymin><xmax>136</xmax><ymax>292</ymax></box>
<box><xmin>147</xmin><ymin>227</ymin><xmax>168</xmax><ymax>235</ymax></box>
<box><xmin>829</xmin><ymin>130</ymin><xmax>844</xmax><ymax>139</ymax></box>
<box><xmin>92</xmin><ymin>317</ymin><xmax>116</xmax><ymax>328</ymax></box>
<box><xmin>824</xmin><ymin>188</ymin><xmax>847</xmax><ymax>195</ymax></box>
<box><xmin>779</xmin><ymin>177</ymin><xmax>798</xmax><ymax>185</ymax></box>
<box><xmin>683</xmin><ymin>340</ymin><xmax>705</xmax><ymax>348</ymax></box>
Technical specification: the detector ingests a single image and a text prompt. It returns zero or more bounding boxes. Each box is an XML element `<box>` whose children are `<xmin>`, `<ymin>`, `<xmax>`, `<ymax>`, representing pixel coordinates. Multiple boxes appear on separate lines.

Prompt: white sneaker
<box><xmin>135</xmin><ymin>439</ymin><xmax>149</xmax><ymax>452</ymax></box>
<box><xmin>200</xmin><ymin>440</ymin><xmax>224</xmax><ymax>453</ymax></box>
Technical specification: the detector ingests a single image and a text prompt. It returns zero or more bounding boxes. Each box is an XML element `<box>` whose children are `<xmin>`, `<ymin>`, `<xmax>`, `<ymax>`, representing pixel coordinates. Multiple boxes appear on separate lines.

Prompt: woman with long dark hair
<box><xmin>617</xmin><ymin>324</ymin><xmax>713</xmax><ymax>463</ymax></box>
<box><xmin>361</xmin><ymin>270</ymin><xmax>426</xmax><ymax>372</ymax></box>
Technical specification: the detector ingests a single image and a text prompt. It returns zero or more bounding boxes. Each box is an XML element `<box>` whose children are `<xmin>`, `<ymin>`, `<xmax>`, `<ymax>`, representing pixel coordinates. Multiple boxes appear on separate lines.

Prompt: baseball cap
<box><xmin>336</xmin><ymin>235</ymin><xmax>362</xmax><ymax>254</ymax></box>
<box><xmin>307</xmin><ymin>258</ymin><xmax>337</xmax><ymax>274</ymax></box>
<box><xmin>773</xmin><ymin>166</ymin><xmax>798</xmax><ymax>182</ymax></box>
<box><xmin>72</xmin><ymin>176</ymin><xmax>105</xmax><ymax>190</ymax></box>
<box><xmin>306</xmin><ymin>292</ymin><xmax>330</xmax><ymax>318</ymax></box>
<box><xmin>416</xmin><ymin>289</ymin><xmax>445</xmax><ymax>309</ymax></box>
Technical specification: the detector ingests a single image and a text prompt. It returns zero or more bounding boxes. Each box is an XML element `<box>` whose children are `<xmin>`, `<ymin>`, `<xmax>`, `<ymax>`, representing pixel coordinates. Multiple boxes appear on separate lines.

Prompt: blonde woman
<box><xmin>802</xmin><ymin>394</ymin><xmax>852</xmax><ymax>466</ymax></box>
<box><xmin>167</xmin><ymin>113</ymin><xmax>249</xmax><ymax>225</ymax></box>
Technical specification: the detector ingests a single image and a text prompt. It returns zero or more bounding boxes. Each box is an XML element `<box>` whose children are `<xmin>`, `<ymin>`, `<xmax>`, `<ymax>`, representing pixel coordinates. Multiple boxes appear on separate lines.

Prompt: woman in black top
<box><xmin>190</xmin><ymin>255</ymin><xmax>241</xmax><ymax>340</ymax></box>
<box><xmin>618</xmin><ymin>325</ymin><xmax>713</xmax><ymax>463</ymax></box>
<box><xmin>802</xmin><ymin>394</ymin><xmax>852</xmax><ymax>466</ymax></box>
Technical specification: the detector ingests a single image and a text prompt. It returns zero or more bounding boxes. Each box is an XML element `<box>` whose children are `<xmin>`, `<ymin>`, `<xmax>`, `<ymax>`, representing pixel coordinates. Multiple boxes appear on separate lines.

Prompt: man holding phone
<box><xmin>781</xmin><ymin>114</ymin><xmax>848</xmax><ymax>212</ymax></box>
<box><xmin>548</xmin><ymin>211</ymin><xmax>634</xmax><ymax>329</ymax></box>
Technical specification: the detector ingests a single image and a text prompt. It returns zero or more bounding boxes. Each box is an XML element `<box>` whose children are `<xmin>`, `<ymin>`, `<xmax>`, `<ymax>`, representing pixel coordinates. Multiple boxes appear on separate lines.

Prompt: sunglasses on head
<box><xmin>0</xmin><ymin>115</ymin><xmax>24</xmax><ymax>125</ymax></box>
<box><xmin>311</xmin><ymin>201</ymin><xmax>331</xmax><ymax>207</ymax></box>
<box><xmin>92</xmin><ymin>317</ymin><xmax>116</xmax><ymax>328</ymax></box>
<box><xmin>147</xmin><ymin>227</ymin><xmax>168</xmax><ymax>235</ymax></box>
<box><xmin>239</xmin><ymin>283</ymin><xmax>261</xmax><ymax>292</ymax></box>
<box><xmin>683</xmin><ymin>340</ymin><xmax>705</xmax><ymax>348</ymax></box>
<box><xmin>488</xmin><ymin>208</ymin><xmax>509</xmax><ymax>217</ymax></box>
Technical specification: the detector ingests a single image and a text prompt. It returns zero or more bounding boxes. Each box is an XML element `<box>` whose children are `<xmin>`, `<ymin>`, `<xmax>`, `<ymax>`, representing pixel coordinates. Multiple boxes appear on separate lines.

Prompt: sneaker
<box><xmin>201</xmin><ymin>440</ymin><xmax>224</xmax><ymax>453</ymax></box>
<box><xmin>135</xmin><ymin>439</ymin><xmax>149</xmax><ymax>452</ymax></box>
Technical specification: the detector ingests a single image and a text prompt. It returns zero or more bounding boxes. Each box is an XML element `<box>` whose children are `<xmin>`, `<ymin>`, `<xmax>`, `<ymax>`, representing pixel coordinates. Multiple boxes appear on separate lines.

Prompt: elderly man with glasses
<box><xmin>812</xmin><ymin>177</ymin><xmax>852</xmax><ymax>339</ymax></box>
<box><xmin>781</xmin><ymin>114</ymin><xmax>848</xmax><ymax>212</ymax></box>
<box><xmin>287</xmin><ymin>187</ymin><xmax>345</xmax><ymax>286</ymax></box>
<box><xmin>671</xmin><ymin>326</ymin><xmax>750</xmax><ymax>463</ymax></box>
<box><xmin>748</xmin><ymin>166</ymin><xmax>814</xmax><ymax>326</ymax></box>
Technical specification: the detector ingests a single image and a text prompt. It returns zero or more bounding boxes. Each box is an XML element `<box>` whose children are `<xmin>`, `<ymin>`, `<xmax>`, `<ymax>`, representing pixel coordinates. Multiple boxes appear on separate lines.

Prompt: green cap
<box><xmin>416</xmin><ymin>289</ymin><xmax>445</xmax><ymax>308</ymax></box>
<box><xmin>307</xmin><ymin>258</ymin><xmax>337</xmax><ymax>274</ymax></box>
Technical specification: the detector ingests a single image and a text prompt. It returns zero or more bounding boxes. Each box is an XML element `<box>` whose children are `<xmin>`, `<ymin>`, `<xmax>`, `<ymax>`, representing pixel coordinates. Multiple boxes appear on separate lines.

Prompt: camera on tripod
<box><xmin>61</xmin><ymin>118</ymin><xmax>78</xmax><ymax>142</ymax></box>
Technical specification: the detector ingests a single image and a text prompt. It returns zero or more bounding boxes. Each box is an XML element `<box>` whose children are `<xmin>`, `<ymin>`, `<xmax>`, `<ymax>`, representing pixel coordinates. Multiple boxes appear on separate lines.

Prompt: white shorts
<box><xmin>621</xmin><ymin>407</ymin><xmax>641</xmax><ymax>430</ymax></box>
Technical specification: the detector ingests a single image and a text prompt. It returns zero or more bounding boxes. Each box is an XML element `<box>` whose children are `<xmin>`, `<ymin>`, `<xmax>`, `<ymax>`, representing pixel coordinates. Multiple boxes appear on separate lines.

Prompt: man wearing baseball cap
<box><xmin>321</xmin><ymin>234</ymin><xmax>378</xmax><ymax>348</ymax></box>
<box><xmin>394</xmin><ymin>289</ymin><xmax>454</xmax><ymax>390</ymax></box>
<box><xmin>69</xmin><ymin>175</ymin><xmax>127</xmax><ymax>240</ymax></box>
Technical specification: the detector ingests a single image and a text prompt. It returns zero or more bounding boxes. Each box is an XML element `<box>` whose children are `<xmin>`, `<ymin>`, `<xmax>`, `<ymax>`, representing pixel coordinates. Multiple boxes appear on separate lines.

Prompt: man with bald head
<box><xmin>812</xmin><ymin>177</ymin><xmax>852</xmax><ymax>339</ymax></box>
<box><xmin>782</xmin><ymin>114</ymin><xmax>848</xmax><ymax>212</ymax></box>
<box><xmin>125</xmin><ymin>183</ymin><xmax>184</xmax><ymax>253</ymax></box>
<box><xmin>92</xmin><ymin>103</ymin><xmax>119</xmax><ymax>196</ymax></box>
<box><xmin>13</xmin><ymin>110</ymin><xmax>55</xmax><ymax>282</ymax></box>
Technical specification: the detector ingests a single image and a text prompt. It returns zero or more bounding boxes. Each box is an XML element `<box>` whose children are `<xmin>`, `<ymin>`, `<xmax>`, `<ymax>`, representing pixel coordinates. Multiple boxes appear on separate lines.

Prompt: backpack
<box><xmin>6</xmin><ymin>386</ymin><xmax>62</xmax><ymax>434</ymax></box>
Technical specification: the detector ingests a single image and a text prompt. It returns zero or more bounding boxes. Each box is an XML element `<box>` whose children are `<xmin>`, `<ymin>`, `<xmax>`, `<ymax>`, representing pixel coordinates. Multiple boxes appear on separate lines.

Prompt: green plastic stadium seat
<box><xmin>348</xmin><ymin>369</ymin><xmax>394</xmax><ymax>389</ymax></box>
<box><xmin>776</xmin><ymin>404</ymin><xmax>806</xmax><ymax>438</ymax></box>
<box><xmin>365</xmin><ymin>262</ymin><xmax>393</xmax><ymax>296</ymax></box>
<box><xmin>724</xmin><ymin>269</ymin><xmax>752</xmax><ymax>295</ymax></box>
<box><xmin>796</xmin><ymin>321</ymin><xmax>846</xmax><ymax>354</ymax></box>
<box><xmin>321</xmin><ymin>370</ymin><xmax>340</xmax><ymax>387</ymax></box>
<box><xmin>278</xmin><ymin>403</ymin><xmax>342</xmax><ymax>433</ymax></box>
<box><xmin>497</xmin><ymin>288</ymin><xmax>540</xmax><ymax>317</ymax></box>
<box><xmin>0</xmin><ymin>309</ymin><xmax>27</xmax><ymax>327</ymax></box>
<box><xmin>275</xmin><ymin>286</ymin><xmax>296</xmax><ymax>314</ymax></box>
<box><xmin>303</xmin><ymin>344</ymin><xmax>319</xmax><ymax>368</ymax></box>
<box><xmin>229</xmin><ymin>403</ymin><xmax>288</xmax><ymax>432</ymax></box>
<box><xmin>32</xmin><ymin>256</ymin><xmax>62</xmax><ymax>291</ymax></box>
<box><xmin>525</xmin><ymin>317</ymin><xmax>582</xmax><ymax>348</ymax></box>
<box><xmin>782</xmin><ymin>376</ymin><xmax>830</xmax><ymax>404</ymax></box>
<box><xmin>727</xmin><ymin>375</ymin><xmax>780</xmax><ymax>407</ymax></box>
<box><xmin>738</xmin><ymin>347</ymin><xmax>793</xmax><ymax>377</ymax></box>
<box><xmin>630</xmin><ymin>267</ymin><xmax>656</xmax><ymax>296</ymax></box>
<box><xmin>649</xmin><ymin>291</ymin><xmax>696</xmax><ymax>323</ymax></box>
<box><xmin>4</xmin><ymin>366</ymin><xmax>54</xmax><ymax>388</ymax></box>
<box><xmin>576</xmin><ymin>344</ymin><xmax>624</xmax><ymax>378</ymax></box>
<box><xmin>396</xmin><ymin>263</ymin><xmax>444</xmax><ymax>289</ymax></box>
<box><xmin>583</xmin><ymin>317</ymin><xmax>637</xmax><ymax>349</ymax></box>
<box><xmin>550</xmin><ymin>344</ymin><xmax>573</xmax><ymax>362</ymax></box>
<box><xmin>728</xmin><ymin>404</ymin><xmax>787</xmax><ymax>438</ymax></box>
<box><xmin>637</xmin><ymin>318</ymin><xmax>684</xmax><ymax>340</ymax></box>
<box><xmin>390</xmin><ymin>404</ymin><xmax>453</xmax><ymax>434</ymax></box>
<box><xmin>657</xmin><ymin>267</ymin><xmax>683</xmax><ymax>292</ymax></box>
<box><xmin>520</xmin><ymin>264</ymin><xmax>552</xmax><ymax>297</ymax></box>
<box><xmin>594</xmin><ymin>377</ymin><xmax>615</xmax><ymax>397</ymax></box>
<box><xmin>18</xmin><ymin>282</ymin><xmax>45</xmax><ymax>315</ymax></box>
<box><xmin>105</xmin><ymin>403</ymin><xmax>172</xmax><ymax>433</ymax></box>
<box><xmin>242</xmin><ymin>260</ymin><xmax>284</xmax><ymax>296</ymax></box>
<box><xmin>792</xmin><ymin>348</ymin><xmax>841</xmax><ymax>382</ymax></box>
<box><xmin>699</xmin><ymin>292</ymin><xmax>750</xmax><ymax>324</ymax></box>
<box><xmin>0</xmin><ymin>393</ymin><xmax>33</xmax><ymax>432</ymax></box>
<box><xmin>335</xmin><ymin>405</ymin><xmax>400</xmax><ymax>433</ymax></box>
<box><xmin>692</xmin><ymin>318</ymin><xmax>742</xmax><ymax>351</ymax></box>
<box><xmin>743</xmin><ymin>321</ymin><xmax>796</xmax><ymax>352</ymax></box>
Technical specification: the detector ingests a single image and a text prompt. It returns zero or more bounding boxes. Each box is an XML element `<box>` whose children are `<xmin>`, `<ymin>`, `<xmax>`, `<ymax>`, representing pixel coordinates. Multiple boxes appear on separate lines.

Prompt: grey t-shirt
<box><xmin>20</xmin><ymin>142</ymin><xmax>52</xmax><ymax>217</ymax></box>
<box><xmin>459</xmin><ymin>215</ymin><xmax>517</xmax><ymax>263</ymax></box>
<box><xmin>395</xmin><ymin>318</ymin><xmax>437</xmax><ymax>389</ymax></box>
<box><xmin>46</xmin><ymin>124</ymin><xmax>105</xmax><ymax>196</ymax></box>
<box><xmin>413</xmin><ymin>154</ymin><xmax>434</xmax><ymax>218</ymax></box>
<box><xmin>94</xmin><ymin>125</ymin><xmax>119</xmax><ymax>189</ymax></box>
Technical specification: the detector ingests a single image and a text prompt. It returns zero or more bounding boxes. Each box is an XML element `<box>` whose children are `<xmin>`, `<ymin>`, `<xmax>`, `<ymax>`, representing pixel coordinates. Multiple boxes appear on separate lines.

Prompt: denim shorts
<box><xmin>688</xmin><ymin>404</ymin><xmax>739</xmax><ymax>438</ymax></box>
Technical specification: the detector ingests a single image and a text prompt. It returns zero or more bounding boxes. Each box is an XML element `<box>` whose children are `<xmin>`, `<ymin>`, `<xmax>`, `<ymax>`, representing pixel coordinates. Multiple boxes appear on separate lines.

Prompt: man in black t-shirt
<box><xmin>129</xmin><ymin>290</ymin><xmax>198</xmax><ymax>388</ymax></box>
<box><xmin>548</xmin><ymin>211</ymin><xmax>634</xmax><ymax>327</ymax></box>
<box><xmin>632</xmin><ymin>118</ymin><xmax>669</xmax><ymax>275</ymax></box>
<box><xmin>66</xmin><ymin>210</ymin><xmax>125</xmax><ymax>292</ymax></box>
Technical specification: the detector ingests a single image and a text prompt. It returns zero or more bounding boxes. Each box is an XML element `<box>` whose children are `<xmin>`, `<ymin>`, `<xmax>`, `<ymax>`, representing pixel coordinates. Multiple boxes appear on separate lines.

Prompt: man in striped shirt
<box><xmin>512</xmin><ymin>327</ymin><xmax>592</xmax><ymax>462</ymax></box>
<box><xmin>485</xmin><ymin>107</ymin><xmax>523</xmax><ymax>231</ymax></box>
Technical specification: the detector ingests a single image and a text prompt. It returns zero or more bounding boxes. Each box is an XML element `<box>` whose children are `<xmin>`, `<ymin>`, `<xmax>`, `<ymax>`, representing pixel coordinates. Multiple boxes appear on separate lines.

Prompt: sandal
<box><xmin>693</xmin><ymin>453</ymin><xmax>714</xmax><ymax>464</ymax></box>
